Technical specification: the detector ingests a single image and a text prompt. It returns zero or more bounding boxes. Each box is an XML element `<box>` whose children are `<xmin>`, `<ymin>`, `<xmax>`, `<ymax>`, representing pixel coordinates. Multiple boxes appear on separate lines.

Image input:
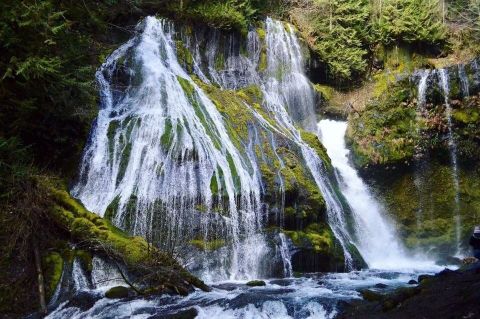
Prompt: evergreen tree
<box><xmin>310</xmin><ymin>0</ymin><xmax>372</xmax><ymax>81</ymax></box>
<box><xmin>375</xmin><ymin>0</ymin><xmax>447</xmax><ymax>46</ymax></box>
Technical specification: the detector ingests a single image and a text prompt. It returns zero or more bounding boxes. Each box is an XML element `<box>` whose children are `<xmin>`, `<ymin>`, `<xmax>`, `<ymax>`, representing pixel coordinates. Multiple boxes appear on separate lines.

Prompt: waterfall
<box><xmin>72</xmin><ymin>17</ymin><xmax>265</xmax><ymax>280</ymax></box>
<box><xmin>458</xmin><ymin>64</ymin><xmax>470</xmax><ymax>98</ymax></box>
<box><xmin>438</xmin><ymin>69</ymin><xmax>462</xmax><ymax>252</ymax></box>
<box><xmin>278</xmin><ymin>232</ymin><xmax>293</xmax><ymax>277</ymax></box>
<box><xmin>318</xmin><ymin>119</ymin><xmax>438</xmax><ymax>270</ymax></box>
<box><xmin>72</xmin><ymin>258</ymin><xmax>90</xmax><ymax>291</ymax></box>
<box><xmin>412</xmin><ymin>70</ymin><xmax>431</xmax><ymax>228</ymax></box>
<box><xmin>258</xmin><ymin>18</ymin><xmax>354</xmax><ymax>268</ymax></box>
<box><xmin>72</xmin><ymin>16</ymin><xmax>358</xmax><ymax>280</ymax></box>
<box><xmin>417</xmin><ymin>70</ymin><xmax>430</xmax><ymax>111</ymax></box>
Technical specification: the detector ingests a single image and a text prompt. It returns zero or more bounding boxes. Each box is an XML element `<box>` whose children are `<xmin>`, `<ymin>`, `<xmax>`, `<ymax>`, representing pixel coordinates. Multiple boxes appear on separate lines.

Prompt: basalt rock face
<box><xmin>71</xmin><ymin>16</ymin><xmax>364</xmax><ymax>281</ymax></box>
<box><xmin>346</xmin><ymin>58</ymin><xmax>480</xmax><ymax>255</ymax></box>
<box><xmin>347</xmin><ymin>57</ymin><xmax>480</xmax><ymax>170</ymax></box>
<box><xmin>338</xmin><ymin>264</ymin><xmax>480</xmax><ymax>319</ymax></box>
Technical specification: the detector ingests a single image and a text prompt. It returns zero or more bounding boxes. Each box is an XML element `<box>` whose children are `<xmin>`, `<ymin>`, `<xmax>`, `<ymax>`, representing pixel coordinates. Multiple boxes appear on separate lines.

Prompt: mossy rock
<box><xmin>105</xmin><ymin>286</ymin><xmax>130</xmax><ymax>299</ymax></box>
<box><xmin>246</xmin><ymin>280</ymin><xmax>266</xmax><ymax>287</ymax></box>
<box><xmin>360</xmin><ymin>289</ymin><xmax>383</xmax><ymax>302</ymax></box>
<box><xmin>37</xmin><ymin>177</ymin><xmax>209</xmax><ymax>295</ymax></box>
<box><xmin>189</xmin><ymin>239</ymin><xmax>225</xmax><ymax>251</ymax></box>
<box><xmin>42</xmin><ymin>252</ymin><xmax>64</xmax><ymax>299</ymax></box>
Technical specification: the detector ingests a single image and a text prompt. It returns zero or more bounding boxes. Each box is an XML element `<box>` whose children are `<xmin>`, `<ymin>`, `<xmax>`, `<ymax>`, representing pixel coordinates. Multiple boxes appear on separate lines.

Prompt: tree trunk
<box><xmin>33</xmin><ymin>242</ymin><xmax>47</xmax><ymax>315</ymax></box>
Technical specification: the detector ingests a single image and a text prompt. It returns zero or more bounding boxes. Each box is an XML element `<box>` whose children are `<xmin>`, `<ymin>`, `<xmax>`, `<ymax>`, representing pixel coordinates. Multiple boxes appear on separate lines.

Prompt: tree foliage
<box><xmin>308</xmin><ymin>0</ymin><xmax>372</xmax><ymax>81</ymax></box>
<box><xmin>375</xmin><ymin>0</ymin><xmax>447</xmax><ymax>46</ymax></box>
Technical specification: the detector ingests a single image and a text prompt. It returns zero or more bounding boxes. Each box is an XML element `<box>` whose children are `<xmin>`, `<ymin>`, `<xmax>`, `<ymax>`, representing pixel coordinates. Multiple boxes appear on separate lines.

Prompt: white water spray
<box><xmin>318</xmin><ymin>119</ymin><xmax>437</xmax><ymax>270</ymax></box>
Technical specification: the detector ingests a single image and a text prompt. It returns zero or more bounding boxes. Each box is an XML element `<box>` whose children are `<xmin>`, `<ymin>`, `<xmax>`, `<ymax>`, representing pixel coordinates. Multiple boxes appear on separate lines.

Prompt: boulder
<box><xmin>417</xmin><ymin>274</ymin><xmax>433</xmax><ymax>283</ymax></box>
<box><xmin>105</xmin><ymin>286</ymin><xmax>130</xmax><ymax>299</ymax></box>
<box><xmin>374</xmin><ymin>283</ymin><xmax>388</xmax><ymax>289</ymax></box>
<box><xmin>360</xmin><ymin>289</ymin><xmax>383</xmax><ymax>302</ymax></box>
<box><xmin>407</xmin><ymin>279</ymin><xmax>418</xmax><ymax>285</ymax></box>
<box><xmin>246</xmin><ymin>280</ymin><xmax>266</xmax><ymax>287</ymax></box>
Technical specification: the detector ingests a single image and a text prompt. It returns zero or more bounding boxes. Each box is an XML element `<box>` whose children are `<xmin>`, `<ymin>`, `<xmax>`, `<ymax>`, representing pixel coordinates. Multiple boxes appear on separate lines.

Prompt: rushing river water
<box><xmin>46</xmin><ymin>268</ymin><xmax>443</xmax><ymax>319</ymax></box>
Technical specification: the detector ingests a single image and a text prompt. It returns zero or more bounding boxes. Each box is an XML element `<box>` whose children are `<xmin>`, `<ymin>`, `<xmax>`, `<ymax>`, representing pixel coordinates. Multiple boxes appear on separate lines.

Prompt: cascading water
<box><xmin>260</xmin><ymin>19</ymin><xmax>354</xmax><ymax>268</ymax></box>
<box><xmin>439</xmin><ymin>69</ymin><xmax>462</xmax><ymax>252</ymax></box>
<box><xmin>412</xmin><ymin>69</ymin><xmax>431</xmax><ymax>228</ymax></box>
<box><xmin>318</xmin><ymin>120</ymin><xmax>436</xmax><ymax>270</ymax></box>
<box><xmin>458</xmin><ymin>64</ymin><xmax>470</xmax><ymax>98</ymax></box>
<box><xmin>72</xmin><ymin>17</ymin><xmax>266</xmax><ymax>281</ymax></box>
<box><xmin>72</xmin><ymin>16</ymin><xmax>357</xmax><ymax>279</ymax></box>
<box><xmin>46</xmin><ymin>15</ymin><xmax>451</xmax><ymax>319</ymax></box>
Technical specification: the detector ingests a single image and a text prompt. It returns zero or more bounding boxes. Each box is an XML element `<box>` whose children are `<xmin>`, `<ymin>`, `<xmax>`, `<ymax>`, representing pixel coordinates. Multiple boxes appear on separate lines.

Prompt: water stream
<box><xmin>438</xmin><ymin>69</ymin><xmax>462</xmax><ymax>252</ymax></box>
<box><xmin>318</xmin><ymin>120</ymin><xmax>436</xmax><ymax>270</ymax></box>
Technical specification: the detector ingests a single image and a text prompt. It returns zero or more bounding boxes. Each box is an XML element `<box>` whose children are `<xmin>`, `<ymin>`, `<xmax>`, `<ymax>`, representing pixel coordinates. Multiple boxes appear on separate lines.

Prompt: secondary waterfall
<box><xmin>439</xmin><ymin>69</ymin><xmax>462</xmax><ymax>252</ymax></box>
<box><xmin>318</xmin><ymin>120</ymin><xmax>435</xmax><ymax>270</ymax></box>
<box><xmin>72</xmin><ymin>16</ymin><xmax>357</xmax><ymax>281</ymax></box>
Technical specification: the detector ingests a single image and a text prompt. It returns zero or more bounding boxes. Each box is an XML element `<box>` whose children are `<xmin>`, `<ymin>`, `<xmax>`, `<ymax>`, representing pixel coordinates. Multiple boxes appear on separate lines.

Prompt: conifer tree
<box><xmin>310</xmin><ymin>0</ymin><xmax>371</xmax><ymax>81</ymax></box>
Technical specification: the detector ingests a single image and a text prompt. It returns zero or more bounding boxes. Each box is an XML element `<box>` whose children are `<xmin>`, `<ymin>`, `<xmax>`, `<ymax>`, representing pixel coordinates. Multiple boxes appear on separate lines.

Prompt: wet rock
<box><xmin>151</xmin><ymin>308</ymin><xmax>198</xmax><ymax>319</ymax></box>
<box><xmin>374</xmin><ymin>283</ymin><xmax>388</xmax><ymax>289</ymax></box>
<box><xmin>435</xmin><ymin>256</ymin><xmax>462</xmax><ymax>266</ymax></box>
<box><xmin>437</xmin><ymin>268</ymin><xmax>459</xmax><ymax>277</ymax></box>
<box><xmin>246</xmin><ymin>280</ymin><xmax>266</xmax><ymax>287</ymax></box>
<box><xmin>417</xmin><ymin>274</ymin><xmax>433</xmax><ymax>283</ymax></box>
<box><xmin>407</xmin><ymin>279</ymin><xmax>418</xmax><ymax>285</ymax></box>
<box><xmin>269</xmin><ymin>279</ymin><xmax>294</xmax><ymax>286</ymax></box>
<box><xmin>105</xmin><ymin>286</ymin><xmax>130</xmax><ymax>299</ymax></box>
<box><xmin>212</xmin><ymin>283</ymin><xmax>243</xmax><ymax>291</ymax></box>
<box><xmin>360</xmin><ymin>289</ymin><xmax>383</xmax><ymax>302</ymax></box>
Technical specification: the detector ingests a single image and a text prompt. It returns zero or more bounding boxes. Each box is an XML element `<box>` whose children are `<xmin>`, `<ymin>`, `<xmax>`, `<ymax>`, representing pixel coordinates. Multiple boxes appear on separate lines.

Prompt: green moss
<box><xmin>193</xmin><ymin>78</ymin><xmax>255</xmax><ymax>150</ymax></box>
<box><xmin>104</xmin><ymin>195</ymin><xmax>120</xmax><ymax>222</ymax></box>
<box><xmin>116</xmin><ymin>142</ymin><xmax>132</xmax><ymax>185</ymax></box>
<box><xmin>42</xmin><ymin>252</ymin><xmax>63</xmax><ymax>299</ymax></box>
<box><xmin>75</xmin><ymin>250</ymin><xmax>93</xmax><ymax>272</ymax></box>
<box><xmin>284</xmin><ymin>223</ymin><xmax>334</xmax><ymax>253</ymax></box>
<box><xmin>347</xmin><ymin>79</ymin><xmax>418</xmax><ymax>167</ymax></box>
<box><xmin>246</xmin><ymin>280</ymin><xmax>266</xmax><ymax>286</ymax></box>
<box><xmin>189</xmin><ymin>239</ymin><xmax>225</xmax><ymax>251</ymax></box>
<box><xmin>300</xmin><ymin>130</ymin><xmax>333</xmax><ymax>172</ymax></box>
<box><xmin>177</xmin><ymin>76</ymin><xmax>222</xmax><ymax>150</ymax></box>
<box><xmin>452</xmin><ymin>108</ymin><xmax>479</xmax><ymax>124</ymax></box>
<box><xmin>214</xmin><ymin>52</ymin><xmax>225</xmax><ymax>71</ymax></box>
<box><xmin>175</xmin><ymin>40</ymin><xmax>194</xmax><ymax>73</ymax></box>
<box><xmin>313</xmin><ymin>84</ymin><xmax>334</xmax><ymax>101</ymax></box>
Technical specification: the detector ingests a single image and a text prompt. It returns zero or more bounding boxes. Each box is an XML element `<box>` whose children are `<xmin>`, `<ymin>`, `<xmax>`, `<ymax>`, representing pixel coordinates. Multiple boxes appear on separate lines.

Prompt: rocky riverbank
<box><xmin>338</xmin><ymin>262</ymin><xmax>480</xmax><ymax>319</ymax></box>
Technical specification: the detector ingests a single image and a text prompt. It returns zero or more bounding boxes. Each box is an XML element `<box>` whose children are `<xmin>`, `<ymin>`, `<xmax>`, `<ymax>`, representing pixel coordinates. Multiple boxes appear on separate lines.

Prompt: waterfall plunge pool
<box><xmin>46</xmin><ymin>268</ymin><xmax>442</xmax><ymax>319</ymax></box>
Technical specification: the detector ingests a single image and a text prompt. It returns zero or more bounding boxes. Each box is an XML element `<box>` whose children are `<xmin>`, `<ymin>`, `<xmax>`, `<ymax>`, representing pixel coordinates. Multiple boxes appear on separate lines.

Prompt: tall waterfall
<box><xmin>261</xmin><ymin>19</ymin><xmax>354</xmax><ymax>267</ymax></box>
<box><xmin>72</xmin><ymin>17</ymin><xmax>265</xmax><ymax>280</ymax></box>
<box><xmin>319</xmin><ymin>120</ymin><xmax>403</xmax><ymax>269</ymax></box>
<box><xmin>318</xmin><ymin>120</ymin><xmax>438</xmax><ymax>270</ymax></box>
<box><xmin>72</xmin><ymin>16</ymin><xmax>357</xmax><ymax>280</ymax></box>
<box><xmin>439</xmin><ymin>69</ymin><xmax>462</xmax><ymax>252</ymax></box>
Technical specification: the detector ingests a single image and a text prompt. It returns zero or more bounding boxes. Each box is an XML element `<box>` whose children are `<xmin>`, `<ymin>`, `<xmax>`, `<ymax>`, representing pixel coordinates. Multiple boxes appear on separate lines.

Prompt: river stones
<box><xmin>374</xmin><ymin>283</ymin><xmax>388</xmax><ymax>289</ymax></box>
<box><xmin>105</xmin><ymin>286</ymin><xmax>130</xmax><ymax>299</ymax></box>
<box><xmin>360</xmin><ymin>289</ymin><xmax>383</xmax><ymax>302</ymax></box>
<box><xmin>246</xmin><ymin>280</ymin><xmax>266</xmax><ymax>287</ymax></box>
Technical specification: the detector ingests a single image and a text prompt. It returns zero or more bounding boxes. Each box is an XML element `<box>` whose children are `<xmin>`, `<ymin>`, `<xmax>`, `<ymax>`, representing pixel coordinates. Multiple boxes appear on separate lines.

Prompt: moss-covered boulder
<box><xmin>105</xmin><ymin>286</ymin><xmax>130</xmax><ymax>299</ymax></box>
<box><xmin>40</xmin><ymin>177</ymin><xmax>209</xmax><ymax>296</ymax></box>
<box><xmin>246</xmin><ymin>280</ymin><xmax>266</xmax><ymax>287</ymax></box>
